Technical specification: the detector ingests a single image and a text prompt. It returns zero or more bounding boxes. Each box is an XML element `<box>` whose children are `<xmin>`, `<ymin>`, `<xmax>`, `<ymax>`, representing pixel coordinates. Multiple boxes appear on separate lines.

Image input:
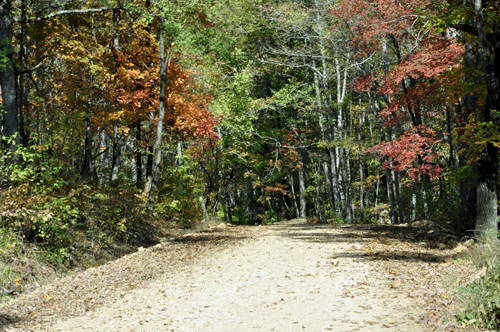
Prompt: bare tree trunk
<box><xmin>145</xmin><ymin>18</ymin><xmax>167</xmax><ymax>202</ymax></box>
<box><xmin>0</xmin><ymin>1</ymin><xmax>19</xmax><ymax>158</ymax></box>
<box><xmin>357</xmin><ymin>99</ymin><xmax>364</xmax><ymax>223</ymax></box>
<box><xmin>135</xmin><ymin>123</ymin><xmax>142</xmax><ymax>188</ymax></box>
<box><xmin>225</xmin><ymin>191</ymin><xmax>233</xmax><ymax>224</ymax></box>
<box><xmin>288</xmin><ymin>175</ymin><xmax>300</xmax><ymax>218</ymax></box>
<box><xmin>110</xmin><ymin>127</ymin><xmax>121</xmax><ymax>186</ymax></box>
<box><xmin>375</xmin><ymin>100</ymin><xmax>397</xmax><ymax>224</ymax></box>
<box><xmin>313</xmin><ymin>67</ymin><xmax>336</xmax><ymax>214</ymax></box>
<box><xmin>474</xmin><ymin>0</ymin><xmax>499</xmax><ymax>238</ymax></box>
<box><xmin>98</xmin><ymin>133</ymin><xmax>110</xmax><ymax>185</ymax></box>
<box><xmin>81</xmin><ymin>92</ymin><xmax>92</xmax><ymax>180</ymax></box>
<box><xmin>339</xmin><ymin>148</ymin><xmax>353</xmax><ymax>223</ymax></box>
<box><xmin>18</xmin><ymin>0</ymin><xmax>29</xmax><ymax>147</ymax></box>
<box><xmin>175</xmin><ymin>140</ymin><xmax>183</xmax><ymax>166</ymax></box>
<box><xmin>312</xmin><ymin>4</ymin><xmax>342</xmax><ymax>216</ymax></box>
<box><xmin>476</xmin><ymin>143</ymin><xmax>498</xmax><ymax>238</ymax></box>
<box><xmin>322</xmin><ymin>160</ymin><xmax>334</xmax><ymax>210</ymax></box>
<box><xmin>394</xmin><ymin>169</ymin><xmax>403</xmax><ymax>223</ymax></box>
<box><xmin>110</xmin><ymin>9</ymin><xmax>122</xmax><ymax>187</ymax></box>
<box><xmin>297</xmin><ymin>148</ymin><xmax>307</xmax><ymax>218</ymax></box>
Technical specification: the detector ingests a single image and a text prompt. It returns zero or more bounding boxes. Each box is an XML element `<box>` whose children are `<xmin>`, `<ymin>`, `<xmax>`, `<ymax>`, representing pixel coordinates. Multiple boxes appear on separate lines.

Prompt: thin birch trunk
<box><xmin>313</xmin><ymin>66</ymin><xmax>335</xmax><ymax>213</ymax></box>
<box><xmin>358</xmin><ymin>97</ymin><xmax>364</xmax><ymax>223</ymax></box>
<box><xmin>145</xmin><ymin>18</ymin><xmax>168</xmax><ymax>202</ymax></box>
<box><xmin>110</xmin><ymin>9</ymin><xmax>122</xmax><ymax>187</ymax></box>
<box><xmin>297</xmin><ymin>148</ymin><xmax>307</xmax><ymax>218</ymax></box>
<box><xmin>289</xmin><ymin>175</ymin><xmax>300</xmax><ymax>218</ymax></box>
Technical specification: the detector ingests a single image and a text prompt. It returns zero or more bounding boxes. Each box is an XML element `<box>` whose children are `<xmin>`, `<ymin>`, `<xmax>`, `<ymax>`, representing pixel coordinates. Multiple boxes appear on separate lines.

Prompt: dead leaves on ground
<box><xmin>328</xmin><ymin>224</ymin><xmax>484</xmax><ymax>331</ymax></box>
<box><xmin>0</xmin><ymin>224</ymin><xmax>262</xmax><ymax>330</ymax></box>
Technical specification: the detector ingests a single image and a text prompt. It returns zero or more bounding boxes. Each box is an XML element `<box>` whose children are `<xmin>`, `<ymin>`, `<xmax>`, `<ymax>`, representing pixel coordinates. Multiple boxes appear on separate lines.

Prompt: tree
<box><xmin>470</xmin><ymin>0</ymin><xmax>499</xmax><ymax>237</ymax></box>
<box><xmin>0</xmin><ymin>0</ymin><xmax>18</xmax><ymax>158</ymax></box>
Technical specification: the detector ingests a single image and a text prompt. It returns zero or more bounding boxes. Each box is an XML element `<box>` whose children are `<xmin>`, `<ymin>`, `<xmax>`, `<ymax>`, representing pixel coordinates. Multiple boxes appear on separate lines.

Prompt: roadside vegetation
<box><xmin>455</xmin><ymin>238</ymin><xmax>500</xmax><ymax>330</ymax></box>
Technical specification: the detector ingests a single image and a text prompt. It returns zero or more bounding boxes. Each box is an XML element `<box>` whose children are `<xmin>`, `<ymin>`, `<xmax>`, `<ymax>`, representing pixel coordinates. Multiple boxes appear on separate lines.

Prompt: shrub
<box><xmin>456</xmin><ymin>239</ymin><xmax>500</xmax><ymax>329</ymax></box>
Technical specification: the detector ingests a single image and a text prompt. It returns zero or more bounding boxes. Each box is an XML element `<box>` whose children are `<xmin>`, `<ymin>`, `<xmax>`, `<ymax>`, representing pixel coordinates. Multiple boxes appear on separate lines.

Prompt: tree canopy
<box><xmin>0</xmin><ymin>0</ymin><xmax>499</xmax><ymax>258</ymax></box>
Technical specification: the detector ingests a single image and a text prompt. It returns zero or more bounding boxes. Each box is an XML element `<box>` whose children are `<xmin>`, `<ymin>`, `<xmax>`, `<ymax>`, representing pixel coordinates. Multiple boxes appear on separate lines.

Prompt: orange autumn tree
<box><xmin>21</xmin><ymin>5</ymin><xmax>218</xmax><ymax>187</ymax></box>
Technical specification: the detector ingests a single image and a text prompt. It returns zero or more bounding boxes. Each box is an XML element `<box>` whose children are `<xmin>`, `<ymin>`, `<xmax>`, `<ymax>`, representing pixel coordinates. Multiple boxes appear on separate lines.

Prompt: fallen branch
<box><xmin>120</xmin><ymin>229</ymin><xmax>138</xmax><ymax>238</ymax></box>
<box><xmin>0</xmin><ymin>287</ymin><xmax>17</xmax><ymax>296</ymax></box>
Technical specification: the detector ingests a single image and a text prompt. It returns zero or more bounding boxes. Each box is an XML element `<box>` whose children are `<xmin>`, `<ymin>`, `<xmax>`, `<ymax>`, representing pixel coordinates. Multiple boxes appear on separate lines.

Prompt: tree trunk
<box><xmin>98</xmin><ymin>133</ymin><xmax>110</xmax><ymax>185</ymax></box>
<box><xmin>0</xmin><ymin>1</ymin><xmax>18</xmax><ymax>157</ymax></box>
<box><xmin>375</xmin><ymin>101</ymin><xmax>397</xmax><ymax>224</ymax></box>
<box><xmin>110</xmin><ymin>9</ymin><xmax>122</xmax><ymax>187</ymax></box>
<box><xmin>81</xmin><ymin>97</ymin><xmax>92</xmax><ymax>180</ymax></box>
<box><xmin>311</xmin><ymin>5</ymin><xmax>342</xmax><ymax>216</ymax></box>
<box><xmin>145</xmin><ymin>18</ymin><xmax>167</xmax><ymax>202</ymax></box>
<box><xmin>313</xmin><ymin>67</ymin><xmax>335</xmax><ymax>214</ymax></box>
<box><xmin>322</xmin><ymin>159</ymin><xmax>334</xmax><ymax>211</ymax></box>
<box><xmin>135</xmin><ymin>123</ymin><xmax>142</xmax><ymax>188</ymax></box>
<box><xmin>339</xmin><ymin>148</ymin><xmax>353</xmax><ymax>223</ymax></box>
<box><xmin>288</xmin><ymin>175</ymin><xmax>300</xmax><ymax>218</ymax></box>
<box><xmin>18</xmin><ymin>1</ymin><xmax>29</xmax><ymax>147</ymax></box>
<box><xmin>476</xmin><ymin>142</ymin><xmax>498</xmax><ymax>238</ymax></box>
<box><xmin>474</xmin><ymin>0</ymin><xmax>499</xmax><ymax>238</ymax></box>
<box><xmin>328</xmin><ymin>135</ymin><xmax>342</xmax><ymax>216</ymax></box>
<box><xmin>225</xmin><ymin>191</ymin><xmax>233</xmax><ymax>224</ymax></box>
<box><xmin>175</xmin><ymin>140</ymin><xmax>183</xmax><ymax>166</ymax></box>
<box><xmin>110</xmin><ymin>127</ymin><xmax>121</xmax><ymax>186</ymax></box>
<box><xmin>297</xmin><ymin>148</ymin><xmax>307</xmax><ymax>218</ymax></box>
<box><xmin>358</xmin><ymin>97</ymin><xmax>364</xmax><ymax>223</ymax></box>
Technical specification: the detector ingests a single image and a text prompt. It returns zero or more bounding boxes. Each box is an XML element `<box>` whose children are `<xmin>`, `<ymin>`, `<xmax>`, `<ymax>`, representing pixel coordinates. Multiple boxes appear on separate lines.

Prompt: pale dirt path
<box><xmin>43</xmin><ymin>221</ymin><xmax>431</xmax><ymax>332</ymax></box>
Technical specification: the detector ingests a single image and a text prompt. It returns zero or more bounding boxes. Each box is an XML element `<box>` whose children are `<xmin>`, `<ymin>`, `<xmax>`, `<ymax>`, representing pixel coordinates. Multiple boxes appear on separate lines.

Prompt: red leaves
<box><xmin>350</xmin><ymin>73</ymin><xmax>374</xmax><ymax>92</ymax></box>
<box><xmin>367</xmin><ymin>126</ymin><xmax>442</xmax><ymax>180</ymax></box>
<box><xmin>341</xmin><ymin>0</ymin><xmax>465</xmax><ymax>182</ymax></box>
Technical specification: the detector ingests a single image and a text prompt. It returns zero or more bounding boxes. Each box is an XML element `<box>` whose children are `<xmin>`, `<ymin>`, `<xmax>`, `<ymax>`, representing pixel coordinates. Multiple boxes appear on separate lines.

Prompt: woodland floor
<box><xmin>0</xmin><ymin>219</ymin><xmax>489</xmax><ymax>332</ymax></box>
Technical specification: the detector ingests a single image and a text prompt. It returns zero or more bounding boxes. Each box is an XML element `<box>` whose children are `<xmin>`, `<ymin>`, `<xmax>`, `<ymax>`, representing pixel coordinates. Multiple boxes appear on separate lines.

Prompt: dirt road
<box><xmin>2</xmin><ymin>220</ymin><xmax>474</xmax><ymax>331</ymax></box>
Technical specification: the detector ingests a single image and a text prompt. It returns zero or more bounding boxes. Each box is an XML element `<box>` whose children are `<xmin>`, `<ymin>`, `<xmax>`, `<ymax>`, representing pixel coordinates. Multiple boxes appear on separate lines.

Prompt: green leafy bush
<box><xmin>456</xmin><ymin>240</ymin><xmax>500</xmax><ymax>329</ymax></box>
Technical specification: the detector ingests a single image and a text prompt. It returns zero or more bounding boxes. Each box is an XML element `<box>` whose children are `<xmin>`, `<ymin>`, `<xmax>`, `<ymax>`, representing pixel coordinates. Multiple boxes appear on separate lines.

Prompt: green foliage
<box><xmin>156</xmin><ymin>157</ymin><xmax>204</xmax><ymax>225</ymax></box>
<box><xmin>456</xmin><ymin>240</ymin><xmax>500</xmax><ymax>329</ymax></box>
<box><xmin>0</xmin><ymin>137</ymin><xmax>152</xmax><ymax>263</ymax></box>
<box><xmin>211</xmin><ymin>68</ymin><xmax>255</xmax><ymax>136</ymax></box>
<box><xmin>331</xmin><ymin>211</ymin><xmax>346</xmax><ymax>224</ymax></box>
<box><xmin>0</xmin><ymin>229</ymin><xmax>29</xmax><ymax>294</ymax></box>
<box><xmin>0</xmin><ymin>38</ymin><xmax>10</xmax><ymax>72</ymax></box>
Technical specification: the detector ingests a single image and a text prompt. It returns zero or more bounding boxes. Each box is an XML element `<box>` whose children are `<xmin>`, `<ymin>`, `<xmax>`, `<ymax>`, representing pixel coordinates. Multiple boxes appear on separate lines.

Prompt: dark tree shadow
<box><xmin>171</xmin><ymin>234</ymin><xmax>251</xmax><ymax>243</ymax></box>
<box><xmin>275</xmin><ymin>222</ymin><xmax>461</xmax><ymax>264</ymax></box>
<box><xmin>0</xmin><ymin>313</ymin><xmax>23</xmax><ymax>330</ymax></box>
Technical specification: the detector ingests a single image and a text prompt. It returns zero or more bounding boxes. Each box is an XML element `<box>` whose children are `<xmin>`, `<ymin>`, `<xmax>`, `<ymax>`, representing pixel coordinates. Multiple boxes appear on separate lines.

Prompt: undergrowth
<box><xmin>456</xmin><ymin>237</ymin><xmax>500</xmax><ymax>330</ymax></box>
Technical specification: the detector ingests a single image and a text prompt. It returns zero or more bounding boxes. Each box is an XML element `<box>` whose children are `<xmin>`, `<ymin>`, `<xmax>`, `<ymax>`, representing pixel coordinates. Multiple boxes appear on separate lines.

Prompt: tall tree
<box><xmin>472</xmin><ymin>0</ymin><xmax>499</xmax><ymax>238</ymax></box>
<box><xmin>0</xmin><ymin>0</ymin><xmax>18</xmax><ymax>158</ymax></box>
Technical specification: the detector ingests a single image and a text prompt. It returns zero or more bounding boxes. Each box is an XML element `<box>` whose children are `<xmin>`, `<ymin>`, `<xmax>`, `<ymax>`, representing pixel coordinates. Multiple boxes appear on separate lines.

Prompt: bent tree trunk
<box><xmin>145</xmin><ymin>18</ymin><xmax>167</xmax><ymax>203</ymax></box>
<box><xmin>0</xmin><ymin>0</ymin><xmax>18</xmax><ymax>158</ymax></box>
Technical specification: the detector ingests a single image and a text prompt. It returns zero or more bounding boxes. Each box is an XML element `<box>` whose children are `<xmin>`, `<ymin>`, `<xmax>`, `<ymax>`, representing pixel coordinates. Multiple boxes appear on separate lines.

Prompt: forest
<box><xmin>0</xmin><ymin>0</ymin><xmax>499</xmax><ymax>326</ymax></box>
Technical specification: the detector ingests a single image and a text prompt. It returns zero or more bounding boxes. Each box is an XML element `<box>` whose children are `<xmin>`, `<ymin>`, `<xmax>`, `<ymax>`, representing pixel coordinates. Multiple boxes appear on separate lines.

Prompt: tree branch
<box><xmin>17</xmin><ymin>58</ymin><xmax>47</xmax><ymax>75</ymax></box>
<box><xmin>16</xmin><ymin>7</ymin><xmax>124</xmax><ymax>24</ymax></box>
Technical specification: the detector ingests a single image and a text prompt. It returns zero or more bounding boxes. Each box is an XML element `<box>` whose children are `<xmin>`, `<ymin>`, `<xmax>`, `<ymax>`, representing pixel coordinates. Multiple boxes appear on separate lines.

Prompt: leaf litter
<box><xmin>0</xmin><ymin>220</ymin><xmax>489</xmax><ymax>331</ymax></box>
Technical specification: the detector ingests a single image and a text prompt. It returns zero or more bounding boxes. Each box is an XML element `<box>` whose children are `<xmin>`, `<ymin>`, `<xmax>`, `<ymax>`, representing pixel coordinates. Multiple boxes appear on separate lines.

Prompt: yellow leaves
<box><xmin>243</xmin><ymin>171</ymin><xmax>254</xmax><ymax>179</ymax></box>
